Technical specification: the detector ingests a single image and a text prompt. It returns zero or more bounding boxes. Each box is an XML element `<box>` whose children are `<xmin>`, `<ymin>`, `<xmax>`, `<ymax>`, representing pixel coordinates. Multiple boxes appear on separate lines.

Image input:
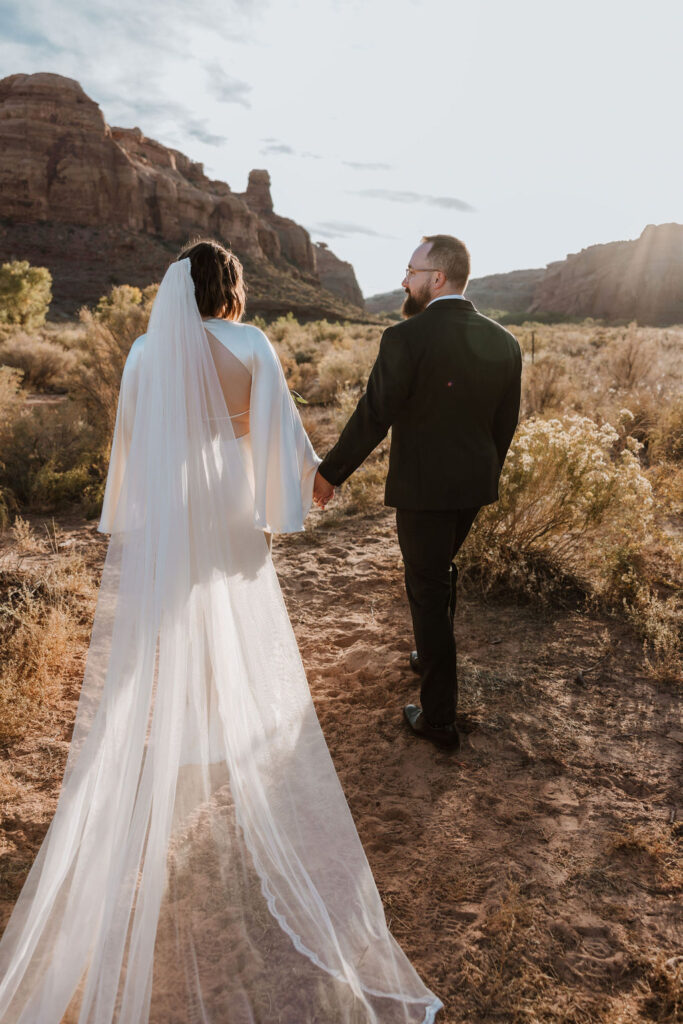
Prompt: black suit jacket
<box><xmin>318</xmin><ymin>298</ymin><xmax>522</xmax><ymax>510</ymax></box>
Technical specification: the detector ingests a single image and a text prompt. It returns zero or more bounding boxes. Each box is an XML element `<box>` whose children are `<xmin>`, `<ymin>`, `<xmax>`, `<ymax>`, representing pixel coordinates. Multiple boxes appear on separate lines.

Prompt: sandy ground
<box><xmin>1</xmin><ymin>509</ymin><xmax>681</xmax><ymax>1023</ymax></box>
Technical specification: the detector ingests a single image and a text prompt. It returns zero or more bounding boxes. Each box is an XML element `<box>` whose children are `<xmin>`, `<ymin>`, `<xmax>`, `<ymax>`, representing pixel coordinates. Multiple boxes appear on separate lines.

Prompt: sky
<box><xmin>1</xmin><ymin>0</ymin><xmax>681</xmax><ymax>297</ymax></box>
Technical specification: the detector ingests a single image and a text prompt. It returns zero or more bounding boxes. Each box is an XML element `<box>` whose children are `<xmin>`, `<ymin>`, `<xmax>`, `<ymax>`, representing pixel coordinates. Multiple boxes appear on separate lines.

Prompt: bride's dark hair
<box><xmin>176</xmin><ymin>238</ymin><xmax>247</xmax><ymax>321</ymax></box>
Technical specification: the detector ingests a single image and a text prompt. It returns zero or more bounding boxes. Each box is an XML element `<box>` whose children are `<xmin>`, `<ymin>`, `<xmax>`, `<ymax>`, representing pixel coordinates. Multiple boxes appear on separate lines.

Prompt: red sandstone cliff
<box><xmin>0</xmin><ymin>73</ymin><xmax>365</xmax><ymax>318</ymax></box>
<box><xmin>313</xmin><ymin>243</ymin><xmax>365</xmax><ymax>308</ymax></box>
<box><xmin>529</xmin><ymin>224</ymin><xmax>683</xmax><ymax>325</ymax></box>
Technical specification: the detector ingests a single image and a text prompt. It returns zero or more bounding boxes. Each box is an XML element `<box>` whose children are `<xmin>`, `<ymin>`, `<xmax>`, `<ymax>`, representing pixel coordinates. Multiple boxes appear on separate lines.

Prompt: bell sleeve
<box><xmin>98</xmin><ymin>338</ymin><xmax>144</xmax><ymax>534</ymax></box>
<box><xmin>248</xmin><ymin>327</ymin><xmax>321</xmax><ymax>534</ymax></box>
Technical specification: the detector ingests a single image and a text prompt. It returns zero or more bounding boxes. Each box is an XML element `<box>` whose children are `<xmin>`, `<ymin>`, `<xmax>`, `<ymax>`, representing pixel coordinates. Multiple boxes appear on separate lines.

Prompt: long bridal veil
<box><xmin>0</xmin><ymin>260</ymin><xmax>442</xmax><ymax>1023</ymax></box>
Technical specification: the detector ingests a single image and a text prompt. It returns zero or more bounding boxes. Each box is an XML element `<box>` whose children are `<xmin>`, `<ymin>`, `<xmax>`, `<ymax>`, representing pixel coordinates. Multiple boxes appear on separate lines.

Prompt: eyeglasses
<box><xmin>405</xmin><ymin>266</ymin><xmax>440</xmax><ymax>278</ymax></box>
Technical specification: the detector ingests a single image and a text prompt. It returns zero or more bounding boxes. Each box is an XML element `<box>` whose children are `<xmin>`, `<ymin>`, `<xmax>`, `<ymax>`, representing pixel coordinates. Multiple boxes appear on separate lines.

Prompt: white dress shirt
<box><xmin>427</xmin><ymin>293</ymin><xmax>466</xmax><ymax>306</ymax></box>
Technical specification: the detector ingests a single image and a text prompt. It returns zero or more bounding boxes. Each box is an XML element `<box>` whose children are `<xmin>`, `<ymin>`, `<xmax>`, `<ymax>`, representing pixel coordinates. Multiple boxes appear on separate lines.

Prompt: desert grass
<box><xmin>0</xmin><ymin>519</ymin><xmax>96</xmax><ymax>747</ymax></box>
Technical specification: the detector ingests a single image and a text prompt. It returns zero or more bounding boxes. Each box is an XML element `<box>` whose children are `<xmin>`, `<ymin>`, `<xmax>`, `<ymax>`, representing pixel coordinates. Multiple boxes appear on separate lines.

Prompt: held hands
<box><xmin>313</xmin><ymin>470</ymin><xmax>335</xmax><ymax>510</ymax></box>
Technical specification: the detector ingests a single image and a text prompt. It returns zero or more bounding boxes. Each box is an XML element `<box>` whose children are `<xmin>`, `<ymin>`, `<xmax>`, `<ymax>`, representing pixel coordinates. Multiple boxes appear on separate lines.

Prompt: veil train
<box><xmin>0</xmin><ymin>260</ymin><xmax>443</xmax><ymax>1023</ymax></box>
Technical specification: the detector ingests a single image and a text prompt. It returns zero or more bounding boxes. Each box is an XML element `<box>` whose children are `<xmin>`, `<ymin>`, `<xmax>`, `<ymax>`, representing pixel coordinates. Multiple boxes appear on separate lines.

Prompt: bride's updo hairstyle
<box><xmin>176</xmin><ymin>238</ymin><xmax>246</xmax><ymax>321</ymax></box>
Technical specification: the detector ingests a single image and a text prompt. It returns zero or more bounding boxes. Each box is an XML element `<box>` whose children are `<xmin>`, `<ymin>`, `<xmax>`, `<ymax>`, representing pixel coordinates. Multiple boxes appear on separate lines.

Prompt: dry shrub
<box><xmin>522</xmin><ymin>355</ymin><xmax>567</xmax><ymax>415</ymax></box>
<box><xmin>258</xmin><ymin>315</ymin><xmax>380</xmax><ymax>405</ymax></box>
<box><xmin>0</xmin><ymin>364</ymin><xmax>23</xmax><ymax>424</ymax></box>
<box><xmin>465</xmin><ymin>415</ymin><xmax>654</xmax><ymax>592</ymax></box>
<box><xmin>648</xmin><ymin>463</ymin><xmax>683</xmax><ymax>517</ymax></box>
<box><xmin>70</xmin><ymin>284</ymin><xmax>156</xmax><ymax>443</ymax></box>
<box><xmin>461</xmin><ymin>413</ymin><xmax>682</xmax><ymax>681</ymax></box>
<box><xmin>0</xmin><ymin>367</ymin><xmax>25</xmax><ymax>525</ymax></box>
<box><xmin>603</xmin><ymin>325</ymin><xmax>657</xmax><ymax>390</ymax></box>
<box><xmin>11</xmin><ymin>515</ymin><xmax>48</xmax><ymax>554</ymax></box>
<box><xmin>0</xmin><ymin>331</ymin><xmax>77</xmax><ymax>391</ymax></box>
<box><xmin>624</xmin><ymin>584</ymin><xmax>682</xmax><ymax>684</ymax></box>
<box><xmin>648</xmin><ymin>395</ymin><xmax>683</xmax><ymax>463</ymax></box>
<box><xmin>313</xmin><ymin>346</ymin><xmax>373</xmax><ymax>404</ymax></box>
<box><xmin>0</xmin><ymin>524</ymin><xmax>96</xmax><ymax>744</ymax></box>
<box><xmin>0</xmin><ymin>397</ymin><xmax>101</xmax><ymax>511</ymax></box>
<box><xmin>340</xmin><ymin>452</ymin><xmax>389</xmax><ymax>513</ymax></box>
<box><xmin>332</xmin><ymin>385</ymin><xmax>361</xmax><ymax>434</ymax></box>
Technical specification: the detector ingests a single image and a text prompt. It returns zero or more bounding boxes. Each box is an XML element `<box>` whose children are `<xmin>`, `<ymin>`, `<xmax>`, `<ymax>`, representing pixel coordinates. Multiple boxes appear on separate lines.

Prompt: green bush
<box><xmin>0</xmin><ymin>261</ymin><xmax>53</xmax><ymax>328</ymax></box>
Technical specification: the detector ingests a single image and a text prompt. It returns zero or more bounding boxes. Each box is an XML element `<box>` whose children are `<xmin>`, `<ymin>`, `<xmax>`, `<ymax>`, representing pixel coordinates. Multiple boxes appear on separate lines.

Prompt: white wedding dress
<box><xmin>0</xmin><ymin>260</ymin><xmax>443</xmax><ymax>1024</ymax></box>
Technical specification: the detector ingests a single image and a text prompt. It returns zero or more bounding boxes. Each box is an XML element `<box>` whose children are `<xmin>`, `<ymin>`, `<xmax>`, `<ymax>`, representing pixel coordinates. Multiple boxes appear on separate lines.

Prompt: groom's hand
<box><xmin>313</xmin><ymin>471</ymin><xmax>335</xmax><ymax>510</ymax></box>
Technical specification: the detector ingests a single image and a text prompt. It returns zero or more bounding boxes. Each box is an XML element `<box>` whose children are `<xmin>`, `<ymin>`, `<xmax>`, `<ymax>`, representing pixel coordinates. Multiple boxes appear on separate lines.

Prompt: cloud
<box><xmin>343</xmin><ymin>160</ymin><xmax>392</xmax><ymax>171</ymax></box>
<box><xmin>311</xmin><ymin>220</ymin><xmax>391</xmax><ymax>239</ymax></box>
<box><xmin>260</xmin><ymin>142</ymin><xmax>295</xmax><ymax>155</ymax></box>
<box><xmin>356</xmin><ymin>188</ymin><xmax>475</xmax><ymax>212</ymax></box>
<box><xmin>259</xmin><ymin>141</ymin><xmax>324</xmax><ymax>159</ymax></box>
<box><xmin>185</xmin><ymin>124</ymin><xmax>229</xmax><ymax>146</ymax></box>
<box><xmin>259</xmin><ymin>139</ymin><xmax>323</xmax><ymax>159</ymax></box>
<box><xmin>205</xmin><ymin>64</ymin><xmax>252</xmax><ymax>108</ymax></box>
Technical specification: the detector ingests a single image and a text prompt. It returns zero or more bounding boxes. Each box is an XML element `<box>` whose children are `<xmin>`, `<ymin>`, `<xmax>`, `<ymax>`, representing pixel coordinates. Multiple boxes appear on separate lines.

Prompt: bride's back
<box><xmin>203</xmin><ymin>318</ymin><xmax>252</xmax><ymax>438</ymax></box>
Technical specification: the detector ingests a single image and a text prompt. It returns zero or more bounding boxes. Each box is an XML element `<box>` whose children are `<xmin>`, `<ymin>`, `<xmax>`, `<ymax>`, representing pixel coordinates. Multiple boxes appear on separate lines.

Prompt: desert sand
<box><xmin>0</xmin><ymin>509</ymin><xmax>681</xmax><ymax>1022</ymax></box>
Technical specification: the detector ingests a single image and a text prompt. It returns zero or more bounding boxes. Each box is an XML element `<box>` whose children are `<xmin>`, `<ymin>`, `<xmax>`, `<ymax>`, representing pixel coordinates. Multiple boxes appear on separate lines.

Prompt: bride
<box><xmin>0</xmin><ymin>240</ymin><xmax>442</xmax><ymax>1023</ymax></box>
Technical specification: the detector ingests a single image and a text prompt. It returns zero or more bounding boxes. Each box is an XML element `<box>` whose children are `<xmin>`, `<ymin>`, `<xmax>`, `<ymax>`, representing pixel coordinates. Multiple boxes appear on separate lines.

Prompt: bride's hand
<box><xmin>313</xmin><ymin>471</ymin><xmax>334</xmax><ymax>510</ymax></box>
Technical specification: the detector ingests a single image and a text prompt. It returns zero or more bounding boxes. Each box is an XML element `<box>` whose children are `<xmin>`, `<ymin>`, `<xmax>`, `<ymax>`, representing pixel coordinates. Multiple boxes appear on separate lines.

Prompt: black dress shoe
<box><xmin>403</xmin><ymin>704</ymin><xmax>460</xmax><ymax>749</ymax></box>
<box><xmin>409</xmin><ymin>651</ymin><xmax>422</xmax><ymax>675</ymax></box>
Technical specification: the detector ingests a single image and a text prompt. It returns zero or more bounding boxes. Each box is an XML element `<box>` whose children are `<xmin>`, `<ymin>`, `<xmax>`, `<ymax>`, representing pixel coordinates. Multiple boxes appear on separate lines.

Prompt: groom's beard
<box><xmin>401</xmin><ymin>283</ymin><xmax>431</xmax><ymax>318</ymax></box>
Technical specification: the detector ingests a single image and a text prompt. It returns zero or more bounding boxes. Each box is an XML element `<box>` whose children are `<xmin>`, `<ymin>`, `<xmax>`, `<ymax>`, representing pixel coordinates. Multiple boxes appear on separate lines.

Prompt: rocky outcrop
<box><xmin>313</xmin><ymin>243</ymin><xmax>364</xmax><ymax>307</ymax></box>
<box><xmin>0</xmin><ymin>73</ymin><xmax>365</xmax><ymax>319</ymax></box>
<box><xmin>238</xmin><ymin>170</ymin><xmax>317</xmax><ymax>275</ymax></box>
<box><xmin>467</xmin><ymin>269</ymin><xmax>545</xmax><ymax>313</ymax></box>
<box><xmin>364</xmin><ymin>288</ymin><xmax>403</xmax><ymax>315</ymax></box>
<box><xmin>530</xmin><ymin>224</ymin><xmax>683</xmax><ymax>325</ymax></box>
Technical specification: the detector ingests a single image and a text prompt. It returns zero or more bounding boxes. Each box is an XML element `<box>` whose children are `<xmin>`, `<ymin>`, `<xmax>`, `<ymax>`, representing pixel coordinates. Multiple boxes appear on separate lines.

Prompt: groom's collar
<box><xmin>426</xmin><ymin>295</ymin><xmax>476</xmax><ymax>312</ymax></box>
<box><xmin>428</xmin><ymin>293</ymin><xmax>466</xmax><ymax>304</ymax></box>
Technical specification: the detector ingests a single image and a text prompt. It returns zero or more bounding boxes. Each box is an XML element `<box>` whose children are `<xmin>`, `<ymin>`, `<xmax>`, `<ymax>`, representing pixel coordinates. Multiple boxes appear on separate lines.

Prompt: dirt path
<box><xmin>1</xmin><ymin>510</ymin><xmax>681</xmax><ymax>1022</ymax></box>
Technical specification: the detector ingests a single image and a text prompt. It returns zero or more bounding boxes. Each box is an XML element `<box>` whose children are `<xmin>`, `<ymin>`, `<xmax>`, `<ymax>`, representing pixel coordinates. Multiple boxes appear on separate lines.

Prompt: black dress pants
<box><xmin>396</xmin><ymin>506</ymin><xmax>481</xmax><ymax>727</ymax></box>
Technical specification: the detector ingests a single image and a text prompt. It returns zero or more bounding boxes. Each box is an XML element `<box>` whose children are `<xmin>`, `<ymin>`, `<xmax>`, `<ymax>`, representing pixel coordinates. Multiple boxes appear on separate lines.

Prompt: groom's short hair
<box><xmin>421</xmin><ymin>234</ymin><xmax>470</xmax><ymax>290</ymax></box>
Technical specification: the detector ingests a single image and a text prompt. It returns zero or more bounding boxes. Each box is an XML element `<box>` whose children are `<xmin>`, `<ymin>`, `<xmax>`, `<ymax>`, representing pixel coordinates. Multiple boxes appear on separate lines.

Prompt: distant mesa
<box><xmin>366</xmin><ymin>227</ymin><xmax>683</xmax><ymax>326</ymax></box>
<box><xmin>0</xmin><ymin>72</ymin><xmax>365</xmax><ymax>319</ymax></box>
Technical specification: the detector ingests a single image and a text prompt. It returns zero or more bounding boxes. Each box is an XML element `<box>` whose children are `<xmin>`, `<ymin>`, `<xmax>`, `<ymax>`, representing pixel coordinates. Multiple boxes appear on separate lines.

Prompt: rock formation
<box><xmin>530</xmin><ymin>224</ymin><xmax>683</xmax><ymax>325</ymax></box>
<box><xmin>364</xmin><ymin>288</ymin><xmax>404</xmax><ymax>315</ymax></box>
<box><xmin>313</xmin><ymin>243</ymin><xmax>365</xmax><ymax>308</ymax></box>
<box><xmin>238</xmin><ymin>169</ymin><xmax>316</xmax><ymax>273</ymax></box>
<box><xmin>0</xmin><ymin>73</ymin><xmax>365</xmax><ymax>318</ymax></box>
<box><xmin>466</xmin><ymin>269</ymin><xmax>545</xmax><ymax>314</ymax></box>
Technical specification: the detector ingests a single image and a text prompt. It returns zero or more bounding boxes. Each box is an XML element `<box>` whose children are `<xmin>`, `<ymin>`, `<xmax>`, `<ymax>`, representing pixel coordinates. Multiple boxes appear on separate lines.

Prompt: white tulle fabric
<box><xmin>0</xmin><ymin>260</ymin><xmax>443</xmax><ymax>1024</ymax></box>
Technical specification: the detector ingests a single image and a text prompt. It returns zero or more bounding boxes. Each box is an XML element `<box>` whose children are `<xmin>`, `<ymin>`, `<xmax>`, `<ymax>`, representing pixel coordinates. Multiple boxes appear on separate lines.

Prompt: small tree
<box><xmin>0</xmin><ymin>261</ymin><xmax>53</xmax><ymax>327</ymax></box>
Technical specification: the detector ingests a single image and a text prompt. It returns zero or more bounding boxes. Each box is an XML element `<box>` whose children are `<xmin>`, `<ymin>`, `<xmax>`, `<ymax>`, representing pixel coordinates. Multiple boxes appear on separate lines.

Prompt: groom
<box><xmin>314</xmin><ymin>235</ymin><xmax>522</xmax><ymax>750</ymax></box>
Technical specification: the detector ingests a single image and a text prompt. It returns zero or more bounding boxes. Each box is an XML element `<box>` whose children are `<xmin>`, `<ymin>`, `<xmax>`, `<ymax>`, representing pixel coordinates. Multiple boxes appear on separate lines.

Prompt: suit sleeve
<box><xmin>318</xmin><ymin>324</ymin><xmax>414</xmax><ymax>486</ymax></box>
<box><xmin>492</xmin><ymin>341</ymin><xmax>522</xmax><ymax>467</ymax></box>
